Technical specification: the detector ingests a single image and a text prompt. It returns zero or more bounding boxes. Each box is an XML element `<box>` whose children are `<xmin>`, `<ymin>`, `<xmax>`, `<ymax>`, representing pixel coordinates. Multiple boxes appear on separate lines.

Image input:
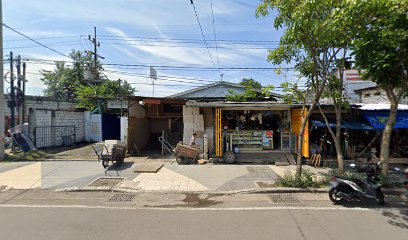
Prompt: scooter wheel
<box><xmin>329</xmin><ymin>188</ymin><xmax>343</xmax><ymax>204</ymax></box>
<box><xmin>377</xmin><ymin>189</ymin><xmax>385</xmax><ymax>206</ymax></box>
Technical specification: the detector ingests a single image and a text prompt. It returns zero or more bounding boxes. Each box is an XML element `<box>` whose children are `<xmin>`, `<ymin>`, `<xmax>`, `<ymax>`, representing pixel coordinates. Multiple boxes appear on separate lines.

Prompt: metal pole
<box><xmin>9</xmin><ymin>52</ymin><xmax>15</xmax><ymax>129</ymax></box>
<box><xmin>17</xmin><ymin>55</ymin><xmax>21</xmax><ymax>125</ymax></box>
<box><xmin>0</xmin><ymin>0</ymin><xmax>5</xmax><ymax>158</ymax></box>
<box><xmin>22</xmin><ymin>62</ymin><xmax>26</xmax><ymax>123</ymax></box>
<box><xmin>9</xmin><ymin>52</ymin><xmax>15</xmax><ymax>152</ymax></box>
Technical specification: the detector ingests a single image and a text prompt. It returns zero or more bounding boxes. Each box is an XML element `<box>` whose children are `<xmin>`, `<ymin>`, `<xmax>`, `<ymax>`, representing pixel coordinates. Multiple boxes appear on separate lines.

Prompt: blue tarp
<box><xmin>311</xmin><ymin>119</ymin><xmax>374</xmax><ymax>130</ymax></box>
<box><xmin>361</xmin><ymin>110</ymin><xmax>408</xmax><ymax>130</ymax></box>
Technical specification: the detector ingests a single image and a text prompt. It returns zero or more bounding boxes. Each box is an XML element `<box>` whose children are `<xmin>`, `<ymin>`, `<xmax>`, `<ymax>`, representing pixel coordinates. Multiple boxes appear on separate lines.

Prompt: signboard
<box><xmin>107</xmin><ymin>100</ymin><xmax>128</xmax><ymax>109</ymax></box>
<box><xmin>150</xmin><ymin>66</ymin><xmax>157</xmax><ymax>80</ymax></box>
<box><xmin>143</xmin><ymin>99</ymin><xmax>161</xmax><ymax>105</ymax></box>
<box><xmin>291</xmin><ymin>108</ymin><xmax>309</xmax><ymax>158</ymax></box>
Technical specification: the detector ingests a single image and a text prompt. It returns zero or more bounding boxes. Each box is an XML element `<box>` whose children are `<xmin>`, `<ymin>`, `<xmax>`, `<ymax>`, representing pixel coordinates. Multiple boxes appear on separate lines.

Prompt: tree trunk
<box><xmin>296</xmin><ymin>105</ymin><xmax>314</xmax><ymax>177</ymax></box>
<box><xmin>318</xmin><ymin>104</ymin><xmax>344</xmax><ymax>175</ymax></box>
<box><xmin>334</xmin><ymin>103</ymin><xmax>344</xmax><ymax>175</ymax></box>
<box><xmin>380</xmin><ymin>100</ymin><xmax>398</xmax><ymax>178</ymax></box>
<box><xmin>334</xmin><ymin>137</ymin><xmax>344</xmax><ymax>175</ymax></box>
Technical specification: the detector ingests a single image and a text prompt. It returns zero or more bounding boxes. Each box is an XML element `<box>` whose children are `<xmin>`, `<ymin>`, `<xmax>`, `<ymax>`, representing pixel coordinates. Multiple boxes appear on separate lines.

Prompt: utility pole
<box><xmin>22</xmin><ymin>62</ymin><xmax>26</xmax><ymax>123</ymax></box>
<box><xmin>9</xmin><ymin>51</ymin><xmax>15</xmax><ymax>152</ymax></box>
<box><xmin>88</xmin><ymin>27</ymin><xmax>103</xmax><ymax>82</ymax></box>
<box><xmin>9</xmin><ymin>52</ymin><xmax>15</xmax><ymax>131</ymax></box>
<box><xmin>0</xmin><ymin>0</ymin><xmax>5</xmax><ymax>159</ymax></box>
<box><xmin>17</xmin><ymin>55</ymin><xmax>22</xmax><ymax>125</ymax></box>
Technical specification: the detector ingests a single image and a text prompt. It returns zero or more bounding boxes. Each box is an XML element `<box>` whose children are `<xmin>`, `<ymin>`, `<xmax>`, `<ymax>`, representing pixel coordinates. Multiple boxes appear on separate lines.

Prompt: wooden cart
<box><xmin>91</xmin><ymin>144</ymin><xmax>126</xmax><ymax>168</ymax></box>
<box><xmin>174</xmin><ymin>142</ymin><xmax>200</xmax><ymax>164</ymax></box>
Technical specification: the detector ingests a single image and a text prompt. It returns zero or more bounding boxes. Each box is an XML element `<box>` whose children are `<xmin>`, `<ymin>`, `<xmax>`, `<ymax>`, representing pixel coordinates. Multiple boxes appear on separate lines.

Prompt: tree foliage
<box><xmin>257</xmin><ymin>0</ymin><xmax>350</xmax><ymax>176</ymax></box>
<box><xmin>40</xmin><ymin>50</ymin><xmax>135</xmax><ymax>110</ymax></box>
<box><xmin>339</xmin><ymin>0</ymin><xmax>408</xmax><ymax>177</ymax></box>
<box><xmin>344</xmin><ymin>0</ymin><xmax>408</xmax><ymax>93</ymax></box>
<box><xmin>226</xmin><ymin>78</ymin><xmax>274</xmax><ymax>102</ymax></box>
<box><xmin>239</xmin><ymin>78</ymin><xmax>262</xmax><ymax>89</ymax></box>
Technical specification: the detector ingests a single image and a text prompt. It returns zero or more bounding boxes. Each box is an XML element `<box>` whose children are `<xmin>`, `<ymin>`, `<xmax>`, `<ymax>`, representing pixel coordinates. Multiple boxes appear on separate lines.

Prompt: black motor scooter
<box><xmin>329</xmin><ymin>162</ymin><xmax>385</xmax><ymax>205</ymax></box>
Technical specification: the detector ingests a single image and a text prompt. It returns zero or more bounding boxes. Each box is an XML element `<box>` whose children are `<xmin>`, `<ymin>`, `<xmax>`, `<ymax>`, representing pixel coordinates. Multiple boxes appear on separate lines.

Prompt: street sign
<box><xmin>150</xmin><ymin>66</ymin><xmax>157</xmax><ymax>80</ymax></box>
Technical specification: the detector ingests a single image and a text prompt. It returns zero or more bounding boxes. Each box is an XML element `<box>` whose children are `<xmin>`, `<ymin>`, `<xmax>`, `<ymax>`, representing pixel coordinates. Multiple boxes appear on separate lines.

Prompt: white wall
<box><xmin>85</xmin><ymin>113</ymin><xmax>102</xmax><ymax>142</ymax></box>
<box><xmin>358</xmin><ymin>88</ymin><xmax>408</xmax><ymax>104</ymax></box>
<box><xmin>120</xmin><ymin>116</ymin><xmax>128</xmax><ymax>143</ymax></box>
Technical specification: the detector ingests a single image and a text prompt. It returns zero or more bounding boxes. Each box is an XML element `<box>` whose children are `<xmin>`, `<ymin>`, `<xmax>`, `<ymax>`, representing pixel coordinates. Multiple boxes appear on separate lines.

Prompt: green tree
<box><xmin>257</xmin><ymin>0</ymin><xmax>349</xmax><ymax>176</ymax></box>
<box><xmin>76</xmin><ymin>79</ymin><xmax>135</xmax><ymax>111</ymax></box>
<box><xmin>341</xmin><ymin>0</ymin><xmax>408</xmax><ymax>178</ymax></box>
<box><xmin>226</xmin><ymin>78</ymin><xmax>274</xmax><ymax>102</ymax></box>
<box><xmin>41</xmin><ymin>50</ymin><xmax>135</xmax><ymax>110</ymax></box>
<box><xmin>240</xmin><ymin>78</ymin><xmax>262</xmax><ymax>89</ymax></box>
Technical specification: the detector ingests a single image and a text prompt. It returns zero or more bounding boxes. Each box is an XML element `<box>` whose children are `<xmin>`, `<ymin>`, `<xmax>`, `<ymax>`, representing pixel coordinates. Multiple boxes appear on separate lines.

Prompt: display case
<box><xmin>226</xmin><ymin>130</ymin><xmax>263</xmax><ymax>152</ymax></box>
<box><xmin>281</xmin><ymin>131</ymin><xmax>290</xmax><ymax>151</ymax></box>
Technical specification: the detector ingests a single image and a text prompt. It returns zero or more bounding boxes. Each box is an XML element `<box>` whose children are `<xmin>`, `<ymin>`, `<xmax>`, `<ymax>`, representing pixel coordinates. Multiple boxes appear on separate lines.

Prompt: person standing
<box><xmin>189</xmin><ymin>132</ymin><xmax>197</xmax><ymax>145</ymax></box>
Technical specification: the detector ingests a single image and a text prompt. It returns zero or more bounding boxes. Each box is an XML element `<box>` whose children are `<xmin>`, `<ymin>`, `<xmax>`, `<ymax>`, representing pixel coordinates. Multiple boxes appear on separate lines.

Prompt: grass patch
<box><xmin>275</xmin><ymin>169</ymin><xmax>327</xmax><ymax>188</ymax></box>
<box><xmin>2</xmin><ymin>150</ymin><xmax>48</xmax><ymax>162</ymax></box>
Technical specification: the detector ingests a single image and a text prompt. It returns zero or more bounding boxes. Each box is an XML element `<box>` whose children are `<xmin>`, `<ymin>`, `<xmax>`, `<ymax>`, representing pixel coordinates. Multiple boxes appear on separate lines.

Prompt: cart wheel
<box><xmin>224</xmin><ymin>151</ymin><xmax>236</xmax><ymax>164</ymax></box>
<box><xmin>176</xmin><ymin>156</ymin><xmax>187</xmax><ymax>165</ymax></box>
<box><xmin>102</xmin><ymin>159</ymin><xmax>110</xmax><ymax>168</ymax></box>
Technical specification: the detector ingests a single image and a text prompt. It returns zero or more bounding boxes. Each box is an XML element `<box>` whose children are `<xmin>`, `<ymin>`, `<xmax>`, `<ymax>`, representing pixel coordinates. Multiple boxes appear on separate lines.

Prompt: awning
<box><xmin>361</xmin><ymin>110</ymin><xmax>408</xmax><ymax>129</ymax></box>
<box><xmin>311</xmin><ymin>119</ymin><xmax>374</xmax><ymax>130</ymax></box>
<box><xmin>311</xmin><ymin>119</ymin><xmax>335</xmax><ymax>128</ymax></box>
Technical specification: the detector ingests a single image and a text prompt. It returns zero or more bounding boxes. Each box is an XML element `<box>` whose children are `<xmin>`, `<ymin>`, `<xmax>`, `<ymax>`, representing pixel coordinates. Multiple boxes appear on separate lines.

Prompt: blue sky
<box><xmin>3</xmin><ymin>0</ymin><xmax>295</xmax><ymax>97</ymax></box>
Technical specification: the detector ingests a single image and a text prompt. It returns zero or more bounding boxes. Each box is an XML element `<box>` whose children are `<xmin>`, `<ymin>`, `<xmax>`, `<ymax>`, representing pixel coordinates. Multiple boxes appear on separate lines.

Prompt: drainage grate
<box><xmin>270</xmin><ymin>194</ymin><xmax>300</xmax><ymax>204</ymax></box>
<box><xmin>247</xmin><ymin>166</ymin><xmax>273</xmax><ymax>173</ymax></box>
<box><xmin>108</xmin><ymin>193</ymin><xmax>136</xmax><ymax>203</ymax></box>
<box><xmin>88</xmin><ymin>177</ymin><xmax>124</xmax><ymax>188</ymax></box>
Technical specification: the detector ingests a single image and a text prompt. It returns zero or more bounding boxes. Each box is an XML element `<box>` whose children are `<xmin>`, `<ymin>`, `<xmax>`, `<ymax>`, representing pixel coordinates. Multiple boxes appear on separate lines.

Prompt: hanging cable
<box><xmin>209</xmin><ymin>0</ymin><xmax>220</xmax><ymax>73</ymax></box>
<box><xmin>3</xmin><ymin>23</ymin><xmax>70</xmax><ymax>58</ymax></box>
<box><xmin>189</xmin><ymin>0</ymin><xmax>220</xmax><ymax>75</ymax></box>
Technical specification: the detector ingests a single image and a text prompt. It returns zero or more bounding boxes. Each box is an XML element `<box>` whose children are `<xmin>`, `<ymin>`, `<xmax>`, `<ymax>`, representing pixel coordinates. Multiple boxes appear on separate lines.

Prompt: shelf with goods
<box><xmin>225</xmin><ymin>130</ymin><xmax>264</xmax><ymax>152</ymax></box>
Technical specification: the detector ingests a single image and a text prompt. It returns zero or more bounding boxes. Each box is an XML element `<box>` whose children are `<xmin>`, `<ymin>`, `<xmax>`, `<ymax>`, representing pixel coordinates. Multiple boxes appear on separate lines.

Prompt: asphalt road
<box><xmin>1</xmin><ymin>205</ymin><xmax>407</xmax><ymax>240</ymax></box>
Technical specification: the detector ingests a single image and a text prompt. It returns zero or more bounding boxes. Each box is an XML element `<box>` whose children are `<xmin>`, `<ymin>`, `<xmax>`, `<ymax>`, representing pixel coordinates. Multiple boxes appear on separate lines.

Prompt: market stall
<box><xmin>221</xmin><ymin>109</ymin><xmax>291</xmax><ymax>153</ymax></box>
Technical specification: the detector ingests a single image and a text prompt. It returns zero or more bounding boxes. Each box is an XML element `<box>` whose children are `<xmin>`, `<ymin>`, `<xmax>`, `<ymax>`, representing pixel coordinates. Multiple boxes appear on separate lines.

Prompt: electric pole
<box><xmin>17</xmin><ymin>55</ymin><xmax>22</xmax><ymax>125</ymax></box>
<box><xmin>22</xmin><ymin>62</ymin><xmax>26</xmax><ymax>123</ymax></box>
<box><xmin>0</xmin><ymin>0</ymin><xmax>5</xmax><ymax>159</ymax></box>
<box><xmin>88</xmin><ymin>27</ymin><xmax>103</xmax><ymax>82</ymax></box>
<box><xmin>9</xmin><ymin>51</ymin><xmax>15</xmax><ymax>152</ymax></box>
<box><xmin>9</xmin><ymin>52</ymin><xmax>15</xmax><ymax>130</ymax></box>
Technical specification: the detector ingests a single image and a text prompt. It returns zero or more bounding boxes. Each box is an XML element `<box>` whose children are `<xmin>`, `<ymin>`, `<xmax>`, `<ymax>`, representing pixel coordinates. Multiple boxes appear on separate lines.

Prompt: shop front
<box><xmin>185</xmin><ymin>101</ymin><xmax>297</xmax><ymax>163</ymax></box>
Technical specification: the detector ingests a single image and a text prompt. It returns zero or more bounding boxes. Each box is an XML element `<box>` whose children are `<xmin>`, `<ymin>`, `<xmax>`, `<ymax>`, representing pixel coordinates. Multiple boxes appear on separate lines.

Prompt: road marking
<box><xmin>0</xmin><ymin>204</ymin><xmax>380</xmax><ymax>211</ymax></box>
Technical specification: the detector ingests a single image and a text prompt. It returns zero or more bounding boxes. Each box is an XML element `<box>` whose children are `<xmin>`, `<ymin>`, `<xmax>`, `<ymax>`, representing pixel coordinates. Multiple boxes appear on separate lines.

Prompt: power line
<box><xmin>4</xmin><ymin>35</ymin><xmax>81</xmax><ymax>42</ymax></box>
<box><xmin>189</xmin><ymin>0</ymin><xmax>220</xmax><ymax>75</ymax></box>
<box><xmin>2</xmin><ymin>23</ymin><xmax>70</xmax><ymax>58</ymax></box>
<box><xmin>104</xmin><ymin>68</ymin><xmax>218</xmax><ymax>83</ymax></box>
<box><xmin>4</xmin><ymin>41</ymin><xmax>81</xmax><ymax>50</ymax></box>
<box><xmin>98</xmin><ymin>35</ymin><xmax>280</xmax><ymax>43</ymax></box>
<box><xmin>22</xmin><ymin>57</ymin><xmax>295</xmax><ymax>72</ymax></box>
<box><xmin>209</xmin><ymin>0</ymin><xmax>220</xmax><ymax>71</ymax></box>
<box><xmin>101</xmin><ymin>41</ymin><xmax>274</xmax><ymax>49</ymax></box>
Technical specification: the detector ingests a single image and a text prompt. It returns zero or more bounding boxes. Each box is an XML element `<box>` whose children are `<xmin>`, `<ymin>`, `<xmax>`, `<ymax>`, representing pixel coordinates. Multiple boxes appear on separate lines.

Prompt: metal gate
<box><xmin>34</xmin><ymin>125</ymin><xmax>76</xmax><ymax>148</ymax></box>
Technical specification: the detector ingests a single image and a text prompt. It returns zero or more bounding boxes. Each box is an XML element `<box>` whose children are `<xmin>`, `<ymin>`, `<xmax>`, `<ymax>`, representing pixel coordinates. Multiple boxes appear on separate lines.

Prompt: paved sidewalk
<box><xmin>0</xmin><ymin>160</ymin><xmax>333</xmax><ymax>193</ymax></box>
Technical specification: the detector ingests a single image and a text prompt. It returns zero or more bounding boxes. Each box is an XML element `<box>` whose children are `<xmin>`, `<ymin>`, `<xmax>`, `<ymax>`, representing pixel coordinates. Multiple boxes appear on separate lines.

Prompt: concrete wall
<box><xmin>29</xmin><ymin>109</ymin><xmax>85</xmax><ymax>147</ymax></box>
<box><xmin>202</xmin><ymin>107</ymin><xmax>215</xmax><ymax>154</ymax></box>
<box><xmin>127</xmin><ymin>100</ymin><xmax>149</xmax><ymax>152</ymax></box>
<box><xmin>359</xmin><ymin>88</ymin><xmax>408</xmax><ymax>104</ymax></box>
<box><xmin>4</xmin><ymin>95</ymin><xmax>77</xmax><ymax>118</ymax></box>
<box><xmin>128</xmin><ymin>117</ymin><xmax>150</xmax><ymax>152</ymax></box>
<box><xmin>84</xmin><ymin>112</ymin><xmax>103</xmax><ymax>142</ymax></box>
